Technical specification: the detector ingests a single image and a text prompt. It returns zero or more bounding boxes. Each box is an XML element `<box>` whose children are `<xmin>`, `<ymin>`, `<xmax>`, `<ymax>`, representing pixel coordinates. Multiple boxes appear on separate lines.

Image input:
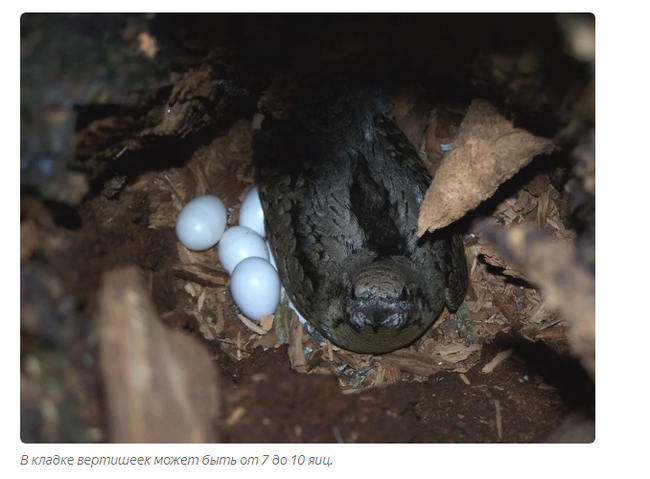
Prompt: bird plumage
<box><xmin>253</xmin><ymin>85</ymin><xmax>467</xmax><ymax>353</ymax></box>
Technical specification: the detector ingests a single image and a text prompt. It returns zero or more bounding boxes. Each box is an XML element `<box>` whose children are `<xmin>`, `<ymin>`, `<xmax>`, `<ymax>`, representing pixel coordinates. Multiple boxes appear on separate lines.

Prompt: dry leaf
<box><xmin>418</xmin><ymin>99</ymin><xmax>556</xmax><ymax>235</ymax></box>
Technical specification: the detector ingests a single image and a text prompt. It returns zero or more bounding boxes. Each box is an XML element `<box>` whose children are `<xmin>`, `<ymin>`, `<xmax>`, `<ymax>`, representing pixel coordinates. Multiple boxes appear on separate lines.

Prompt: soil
<box><xmin>21</xmin><ymin>184</ymin><xmax>594</xmax><ymax>443</ymax></box>
<box><xmin>217</xmin><ymin>339</ymin><xmax>593</xmax><ymax>443</ymax></box>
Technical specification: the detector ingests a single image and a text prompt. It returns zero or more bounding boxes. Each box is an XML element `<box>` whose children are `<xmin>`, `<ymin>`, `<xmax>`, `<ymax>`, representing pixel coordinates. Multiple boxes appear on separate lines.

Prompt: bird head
<box><xmin>345</xmin><ymin>259</ymin><xmax>418</xmax><ymax>333</ymax></box>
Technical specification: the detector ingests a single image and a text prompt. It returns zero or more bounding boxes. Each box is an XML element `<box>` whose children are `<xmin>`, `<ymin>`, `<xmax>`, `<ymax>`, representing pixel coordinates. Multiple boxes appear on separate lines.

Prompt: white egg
<box><xmin>230</xmin><ymin>257</ymin><xmax>281</xmax><ymax>321</ymax></box>
<box><xmin>176</xmin><ymin>195</ymin><xmax>227</xmax><ymax>251</ymax></box>
<box><xmin>288</xmin><ymin>299</ymin><xmax>308</xmax><ymax>324</ymax></box>
<box><xmin>238</xmin><ymin>186</ymin><xmax>266</xmax><ymax>237</ymax></box>
<box><xmin>218</xmin><ymin>225</ymin><xmax>269</xmax><ymax>274</ymax></box>
<box><xmin>266</xmin><ymin>241</ymin><xmax>277</xmax><ymax>270</ymax></box>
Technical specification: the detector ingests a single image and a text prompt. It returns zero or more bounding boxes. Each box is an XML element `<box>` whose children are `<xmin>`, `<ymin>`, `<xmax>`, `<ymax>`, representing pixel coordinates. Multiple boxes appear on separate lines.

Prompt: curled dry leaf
<box><xmin>417</xmin><ymin>99</ymin><xmax>556</xmax><ymax>235</ymax></box>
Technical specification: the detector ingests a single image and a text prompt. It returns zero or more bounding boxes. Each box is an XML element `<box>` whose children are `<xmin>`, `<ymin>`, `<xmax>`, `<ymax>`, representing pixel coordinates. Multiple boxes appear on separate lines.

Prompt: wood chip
<box><xmin>213</xmin><ymin>307</ymin><xmax>225</xmax><ymax>335</ymax></box>
<box><xmin>197</xmin><ymin>289</ymin><xmax>206</xmax><ymax>312</ymax></box>
<box><xmin>383</xmin><ymin>350</ymin><xmax>442</xmax><ymax>377</ymax></box>
<box><xmin>534</xmin><ymin>325</ymin><xmax>567</xmax><ymax>341</ymax></box>
<box><xmin>372</xmin><ymin>365</ymin><xmax>386</xmax><ymax>386</ymax></box>
<box><xmin>172</xmin><ymin>263</ymin><xmax>229</xmax><ymax>287</ymax></box>
<box><xmin>255</xmin><ymin>329</ymin><xmax>280</xmax><ymax>350</ymax></box>
<box><xmin>492</xmin><ymin>293</ymin><xmax>516</xmax><ymax>321</ymax></box>
<box><xmin>225</xmin><ymin>406</ymin><xmax>246</xmax><ymax>427</ymax></box>
<box><xmin>382</xmin><ymin>361</ymin><xmax>403</xmax><ymax>384</ymax></box>
<box><xmin>287</xmin><ymin>310</ymin><xmax>306</xmax><ymax>369</ymax></box>
<box><xmin>459</xmin><ymin>373</ymin><xmax>471</xmax><ymax>385</ymax></box>
<box><xmin>237</xmin><ymin>314</ymin><xmax>267</xmax><ymax>335</ymax></box>
<box><xmin>183</xmin><ymin>282</ymin><xmax>198</xmax><ymax>297</ymax></box>
<box><xmin>260</xmin><ymin>314</ymin><xmax>275</xmax><ymax>332</ymax></box>
<box><xmin>495</xmin><ymin>399</ymin><xmax>503</xmax><ymax>440</ymax></box>
<box><xmin>481</xmin><ymin>349</ymin><xmax>515</xmax><ymax>373</ymax></box>
<box><xmin>436</xmin><ymin>342</ymin><xmax>481</xmax><ymax>359</ymax></box>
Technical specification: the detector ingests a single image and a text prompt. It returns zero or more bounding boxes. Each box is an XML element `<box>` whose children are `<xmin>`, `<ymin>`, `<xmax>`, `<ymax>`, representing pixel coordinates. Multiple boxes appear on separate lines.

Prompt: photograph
<box><xmin>20</xmin><ymin>12</ymin><xmax>595</xmax><ymax>446</ymax></box>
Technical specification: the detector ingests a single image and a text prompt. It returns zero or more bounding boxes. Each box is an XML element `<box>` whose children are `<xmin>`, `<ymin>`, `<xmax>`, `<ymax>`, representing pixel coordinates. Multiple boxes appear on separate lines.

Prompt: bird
<box><xmin>252</xmin><ymin>83</ymin><xmax>467</xmax><ymax>354</ymax></box>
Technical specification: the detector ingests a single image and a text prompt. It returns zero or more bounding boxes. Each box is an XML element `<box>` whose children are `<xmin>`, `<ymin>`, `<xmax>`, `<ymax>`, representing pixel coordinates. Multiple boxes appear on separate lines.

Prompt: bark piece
<box><xmin>98</xmin><ymin>265</ymin><xmax>220</xmax><ymax>442</ymax></box>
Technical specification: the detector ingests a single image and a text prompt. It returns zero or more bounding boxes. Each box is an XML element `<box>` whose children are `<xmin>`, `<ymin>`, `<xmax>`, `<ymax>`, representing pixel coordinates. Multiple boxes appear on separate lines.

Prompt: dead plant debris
<box><xmin>119</xmin><ymin>101</ymin><xmax>587</xmax><ymax>395</ymax></box>
<box><xmin>417</xmin><ymin>99</ymin><xmax>557</xmax><ymax>236</ymax></box>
